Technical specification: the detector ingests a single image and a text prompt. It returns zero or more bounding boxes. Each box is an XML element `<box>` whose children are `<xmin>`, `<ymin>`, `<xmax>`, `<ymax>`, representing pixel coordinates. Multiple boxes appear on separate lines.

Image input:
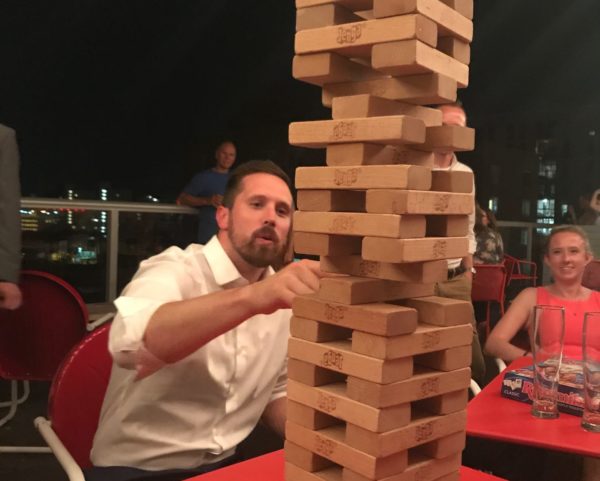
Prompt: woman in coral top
<box><xmin>485</xmin><ymin>225</ymin><xmax>600</xmax><ymax>362</ymax></box>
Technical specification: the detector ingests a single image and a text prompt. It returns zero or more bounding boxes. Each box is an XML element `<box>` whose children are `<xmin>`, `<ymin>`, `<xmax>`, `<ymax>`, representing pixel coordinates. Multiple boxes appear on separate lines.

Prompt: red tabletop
<box><xmin>466</xmin><ymin>357</ymin><xmax>600</xmax><ymax>457</ymax></box>
<box><xmin>185</xmin><ymin>449</ymin><xmax>506</xmax><ymax>480</ymax></box>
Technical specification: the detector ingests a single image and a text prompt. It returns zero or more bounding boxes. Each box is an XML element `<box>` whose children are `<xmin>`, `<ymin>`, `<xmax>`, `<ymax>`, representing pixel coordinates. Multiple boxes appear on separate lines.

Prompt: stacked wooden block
<box><xmin>286</xmin><ymin>0</ymin><xmax>477</xmax><ymax>480</ymax></box>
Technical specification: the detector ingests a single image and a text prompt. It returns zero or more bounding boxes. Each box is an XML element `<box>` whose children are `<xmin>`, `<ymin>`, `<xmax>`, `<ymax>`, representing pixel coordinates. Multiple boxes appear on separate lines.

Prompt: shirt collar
<box><xmin>202</xmin><ymin>235</ymin><xmax>274</xmax><ymax>287</ymax></box>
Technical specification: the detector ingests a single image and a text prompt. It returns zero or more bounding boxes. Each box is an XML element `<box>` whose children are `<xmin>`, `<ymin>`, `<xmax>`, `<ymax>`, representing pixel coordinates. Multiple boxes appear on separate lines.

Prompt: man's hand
<box><xmin>251</xmin><ymin>259</ymin><xmax>323</xmax><ymax>314</ymax></box>
<box><xmin>210</xmin><ymin>194</ymin><xmax>223</xmax><ymax>208</ymax></box>
<box><xmin>0</xmin><ymin>282</ymin><xmax>22</xmax><ymax>310</ymax></box>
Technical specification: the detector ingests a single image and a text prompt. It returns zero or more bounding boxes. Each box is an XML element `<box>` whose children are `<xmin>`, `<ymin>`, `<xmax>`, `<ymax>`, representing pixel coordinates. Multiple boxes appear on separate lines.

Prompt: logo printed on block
<box><xmin>315</xmin><ymin>435</ymin><xmax>336</xmax><ymax>457</ymax></box>
<box><xmin>422</xmin><ymin>331</ymin><xmax>441</xmax><ymax>349</ymax></box>
<box><xmin>434</xmin><ymin>194</ymin><xmax>451</xmax><ymax>212</ymax></box>
<box><xmin>337</xmin><ymin>25</ymin><xmax>362</xmax><ymax>44</ymax></box>
<box><xmin>358</xmin><ymin>260</ymin><xmax>380</xmax><ymax>276</ymax></box>
<box><xmin>322</xmin><ymin>350</ymin><xmax>344</xmax><ymax>370</ymax></box>
<box><xmin>317</xmin><ymin>392</ymin><xmax>338</xmax><ymax>414</ymax></box>
<box><xmin>415</xmin><ymin>421</ymin><xmax>434</xmax><ymax>442</ymax></box>
<box><xmin>331</xmin><ymin>122</ymin><xmax>356</xmax><ymax>142</ymax></box>
<box><xmin>325</xmin><ymin>304</ymin><xmax>347</xmax><ymax>320</ymax></box>
<box><xmin>421</xmin><ymin>378</ymin><xmax>440</xmax><ymax>396</ymax></box>
<box><xmin>333</xmin><ymin>167</ymin><xmax>360</xmax><ymax>186</ymax></box>
<box><xmin>432</xmin><ymin>239</ymin><xmax>447</xmax><ymax>257</ymax></box>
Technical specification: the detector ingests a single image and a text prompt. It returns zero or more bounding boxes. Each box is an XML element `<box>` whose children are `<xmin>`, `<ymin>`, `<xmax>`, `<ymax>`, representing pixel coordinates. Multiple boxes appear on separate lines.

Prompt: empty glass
<box><xmin>582</xmin><ymin>311</ymin><xmax>600</xmax><ymax>432</ymax></box>
<box><xmin>531</xmin><ymin>305</ymin><xmax>565</xmax><ymax>419</ymax></box>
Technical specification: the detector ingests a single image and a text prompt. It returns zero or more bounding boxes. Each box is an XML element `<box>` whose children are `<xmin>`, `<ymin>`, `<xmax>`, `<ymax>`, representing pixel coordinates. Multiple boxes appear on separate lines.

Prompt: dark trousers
<box><xmin>84</xmin><ymin>454</ymin><xmax>239</xmax><ymax>481</ymax></box>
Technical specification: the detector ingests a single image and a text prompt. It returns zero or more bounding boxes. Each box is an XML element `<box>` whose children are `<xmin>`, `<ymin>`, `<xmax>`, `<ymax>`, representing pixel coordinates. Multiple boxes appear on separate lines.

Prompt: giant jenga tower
<box><xmin>285</xmin><ymin>1</ymin><xmax>476</xmax><ymax>480</ymax></box>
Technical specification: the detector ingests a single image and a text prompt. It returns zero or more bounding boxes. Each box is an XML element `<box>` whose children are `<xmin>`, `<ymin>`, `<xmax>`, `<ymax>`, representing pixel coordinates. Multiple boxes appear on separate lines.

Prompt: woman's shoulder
<box><xmin>512</xmin><ymin>286</ymin><xmax>538</xmax><ymax>306</ymax></box>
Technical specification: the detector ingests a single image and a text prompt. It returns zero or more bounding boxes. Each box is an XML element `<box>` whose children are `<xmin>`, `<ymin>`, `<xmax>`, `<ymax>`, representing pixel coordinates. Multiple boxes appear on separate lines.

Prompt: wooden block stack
<box><xmin>286</xmin><ymin>1</ymin><xmax>476</xmax><ymax>480</ymax></box>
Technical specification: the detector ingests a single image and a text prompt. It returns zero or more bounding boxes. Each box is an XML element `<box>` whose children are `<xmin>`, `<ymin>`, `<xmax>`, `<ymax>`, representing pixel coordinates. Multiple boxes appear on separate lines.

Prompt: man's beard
<box><xmin>228</xmin><ymin>222</ymin><xmax>286</xmax><ymax>268</ymax></box>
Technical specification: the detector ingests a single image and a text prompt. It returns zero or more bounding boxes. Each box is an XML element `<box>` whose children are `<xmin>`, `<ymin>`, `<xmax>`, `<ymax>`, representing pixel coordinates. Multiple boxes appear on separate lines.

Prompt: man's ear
<box><xmin>216</xmin><ymin>205</ymin><xmax>229</xmax><ymax>231</ymax></box>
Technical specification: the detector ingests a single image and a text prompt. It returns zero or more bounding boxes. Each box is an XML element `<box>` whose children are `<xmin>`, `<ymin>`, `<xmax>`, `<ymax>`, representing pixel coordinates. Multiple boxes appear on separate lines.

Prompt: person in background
<box><xmin>576</xmin><ymin>191</ymin><xmax>598</xmax><ymax>225</ymax></box>
<box><xmin>485</xmin><ymin>225</ymin><xmax>600</xmax><ymax>362</ymax></box>
<box><xmin>0</xmin><ymin>123</ymin><xmax>22</xmax><ymax>310</ymax></box>
<box><xmin>178</xmin><ymin>141</ymin><xmax>237</xmax><ymax>244</ymax></box>
<box><xmin>433</xmin><ymin>102</ymin><xmax>485</xmax><ymax>384</ymax></box>
<box><xmin>473</xmin><ymin>204</ymin><xmax>504</xmax><ymax>265</ymax></box>
<box><xmin>88</xmin><ymin>160</ymin><xmax>324</xmax><ymax>481</ymax></box>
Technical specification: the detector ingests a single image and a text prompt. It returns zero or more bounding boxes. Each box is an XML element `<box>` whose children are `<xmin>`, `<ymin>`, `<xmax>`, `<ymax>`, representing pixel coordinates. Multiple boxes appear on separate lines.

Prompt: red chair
<box><xmin>504</xmin><ymin>254</ymin><xmax>537</xmax><ymax>288</ymax></box>
<box><xmin>471</xmin><ymin>264</ymin><xmax>507</xmax><ymax>339</ymax></box>
<box><xmin>35</xmin><ymin>323</ymin><xmax>112</xmax><ymax>479</ymax></box>
<box><xmin>0</xmin><ymin>270</ymin><xmax>88</xmax><ymax>433</ymax></box>
<box><xmin>582</xmin><ymin>259</ymin><xmax>600</xmax><ymax>291</ymax></box>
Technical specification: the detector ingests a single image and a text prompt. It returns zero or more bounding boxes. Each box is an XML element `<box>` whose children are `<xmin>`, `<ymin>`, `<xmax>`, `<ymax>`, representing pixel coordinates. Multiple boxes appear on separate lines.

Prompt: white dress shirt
<box><xmin>90</xmin><ymin>236</ymin><xmax>290</xmax><ymax>471</ymax></box>
<box><xmin>433</xmin><ymin>155</ymin><xmax>476</xmax><ymax>270</ymax></box>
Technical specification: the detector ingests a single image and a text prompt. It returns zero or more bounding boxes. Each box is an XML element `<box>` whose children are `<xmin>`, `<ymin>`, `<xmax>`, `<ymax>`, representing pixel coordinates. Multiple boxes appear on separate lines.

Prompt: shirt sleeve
<box><xmin>108</xmin><ymin>247</ymin><xmax>195</xmax><ymax>375</ymax></box>
<box><xmin>182</xmin><ymin>172</ymin><xmax>208</xmax><ymax>196</ymax></box>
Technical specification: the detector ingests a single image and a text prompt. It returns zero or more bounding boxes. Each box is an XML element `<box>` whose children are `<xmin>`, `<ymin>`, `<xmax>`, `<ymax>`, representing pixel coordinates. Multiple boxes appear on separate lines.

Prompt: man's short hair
<box><xmin>222</xmin><ymin>160</ymin><xmax>291</xmax><ymax>208</ymax></box>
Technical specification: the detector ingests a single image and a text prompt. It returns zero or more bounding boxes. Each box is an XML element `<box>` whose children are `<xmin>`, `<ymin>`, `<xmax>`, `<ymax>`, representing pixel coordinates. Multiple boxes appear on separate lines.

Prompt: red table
<box><xmin>185</xmin><ymin>449</ymin><xmax>507</xmax><ymax>480</ymax></box>
<box><xmin>466</xmin><ymin>357</ymin><xmax>600</xmax><ymax>458</ymax></box>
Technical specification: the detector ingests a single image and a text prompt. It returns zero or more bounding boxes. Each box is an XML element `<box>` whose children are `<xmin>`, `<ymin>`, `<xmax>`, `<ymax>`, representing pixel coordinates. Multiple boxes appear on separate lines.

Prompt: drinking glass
<box><xmin>582</xmin><ymin>311</ymin><xmax>600</xmax><ymax>432</ymax></box>
<box><xmin>531</xmin><ymin>305</ymin><xmax>565</xmax><ymax>419</ymax></box>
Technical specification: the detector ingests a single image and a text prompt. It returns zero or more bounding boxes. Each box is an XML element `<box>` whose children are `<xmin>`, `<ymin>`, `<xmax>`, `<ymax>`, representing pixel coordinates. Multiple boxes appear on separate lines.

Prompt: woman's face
<box><xmin>544</xmin><ymin>232</ymin><xmax>592</xmax><ymax>282</ymax></box>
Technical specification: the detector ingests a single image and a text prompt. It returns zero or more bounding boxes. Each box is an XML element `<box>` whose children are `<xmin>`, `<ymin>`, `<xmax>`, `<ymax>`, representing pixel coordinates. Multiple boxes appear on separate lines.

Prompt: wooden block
<box><xmin>351</xmin><ymin>323</ymin><xmax>472</xmax><ymax>359</ymax></box>
<box><xmin>343</xmin><ymin>452</ymin><xmax>461</xmax><ymax>481</ymax></box>
<box><xmin>413</xmin><ymin>125</ymin><xmax>475</xmax><ymax>152</ymax></box>
<box><xmin>362</xmin><ymin>237</ymin><xmax>468</xmax><ymax>263</ymax></box>
<box><xmin>292</xmin><ymin>316</ymin><xmax>353</xmax><ymax>342</ymax></box>
<box><xmin>293</xmin><ymin>52</ymin><xmax>384</xmax><ymax>86</ymax></box>
<box><xmin>326</xmin><ymin>143</ymin><xmax>434</xmax><ymax>167</ymax></box>
<box><xmin>295</xmin><ymin>15</ymin><xmax>438</xmax><ymax>57</ymax></box>
<box><xmin>285</xmin><ymin>440</ymin><xmax>335</xmax><ymax>472</ymax></box>
<box><xmin>289</xmin><ymin>116</ymin><xmax>426</xmax><ymax>148</ymax></box>
<box><xmin>320</xmin><ymin>256</ymin><xmax>448</xmax><ymax>283</ymax></box>
<box><xmin>297</xmin><ymin>189</ymin><xmax>366</xmax><ymax>212</ymax></box>
<box><xmin>365</xmin><ymin>190</ymin><xmax>473</xmax><ymax>215</ymax></box>
<box><xmin>287</xmin><ymin>380</ymin><xmax>411</xmax><ymax>432</ymax></box>
<box><xmin>285</xmin><ymin>462</ymin><xmax>342</xmax><ymax>481</ymax></box>
<box><xmin>402</xmin><ymin>296</ymin><xmax>473</xmax><ymax>327</ymax></box>
<box><xmin>437</xmin><ymin>36</ymin><xmax>470</xmax><ymax>64</ymax></box>
<box><xmin>331</xmin><ymin>95</ymin><xmax>442</xmax><ymax>126</ymax></box>
<box><xmin>289</xmin><ymin>399</ymin><xmax>342</xmax><ymax>430</ymax></box>
<box><xmin>289</xmin><ymin>358</ymin><xmax>347</xmax><ymax>386</ymax></box>
<box><xmin>344</xmin><ymin>409</ymin><xmax>466</xmax><ymax>457</ymax></box>
<box><xmin>346</xmin><ymin>367</ymin><xmax>471</xmax><ymax>407</ymax></box>
<box><xmin>292</xmin><ymin>295</ymin><xmax>418</xmax><ymax>336</ymax></box>
<box><xmin>294</xmin><ymin>232</ymin><xmax>362</xmax><ymax>256</ymax></box>
<box><xmin>439</xmin><ymin>0</ymin><xmax>473</xmax><ymax>19</ymax></box>
<box><xmin>373</xmin><ymin>0</ymin><xmax>473</xmax><ymax>42</ymax></box>
<box><xmin>296</xmin><ymin>0</ymin><xmax>376</xmax><ymax>12</ymax></box>
<box><xmin>371</xmin><ymin>40</ymin><xmax>469</xmax><ymax>87</ymax></box>
<box><xmin>430</xmin><ymin>170</ymin><xmax>473</xmax><ymax>193</ymax></box>
<box><xmin>295</xmin><ymin>165</ymin><xmax>431</xmax><ymax>190</ymax></box>
<box><xmin>414</xmin><ymin>345</ymin><xmax>472</xmax><ymax>371</ymax></box>
<box><xmin>318</xmin><ymin>276</ymin><xmax>434</xmax><ymax>304</ymax></box>
<box><xmin>416</xmin><ymin>430</ymin><xmax>466</xmax><ymax>459</ymax></box>
<box><xmin>294</xmin><ymin>211</ymin><xmax>426</xmax><ymax>238</ymax></box>
<box><xmin>412</xmin><ymin>389</ymin><xmax>468</xmax><ymax>415</ymax></box>
<box><xmin>425</xmin><ymin>215</ymin><xmax>468</xmax><ymax>237</ymax></box>
<box><xmin>288</xmin><ymin>337</ymin><xmax>414</xmax><ymax>383</ymax></box>
<box><xmin>286</xmin><ymin>422</ymin><xmax>409</xmax><ymax>479</ymax></box>
<box><xmin>322</xmin><ymin>73</ymin><xmax>458</xmax><ymax>107</ymax></box>
<box><xmin>296</xmin><ymin>4</ymin><xmax>363</xmax><ymax>31</ymax></box>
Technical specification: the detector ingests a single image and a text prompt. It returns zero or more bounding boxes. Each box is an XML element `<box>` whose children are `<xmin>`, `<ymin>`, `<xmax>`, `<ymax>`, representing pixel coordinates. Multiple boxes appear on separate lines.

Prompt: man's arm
<box><xmin>143</xmin><ymin>260</ymin><xmax>323</xmax><ymax>364</ymax></box>
<box><xmin>261</xmin><ymin>397</ymin><xmax>286</xmax><ymax>438</ymax></box>
<box><xmin>177</xmin><ymin>192</ymin><xmax>222</xmax><ymax>208</ymax></box>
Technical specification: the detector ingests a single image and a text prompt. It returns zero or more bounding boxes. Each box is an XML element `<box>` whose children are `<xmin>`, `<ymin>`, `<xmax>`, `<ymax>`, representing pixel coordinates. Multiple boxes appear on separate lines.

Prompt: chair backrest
<box><xmin>0</xmin><ymin>270</ymin><xmax>88</xmax><ymax>380</ymax></box>
<box><xmin>48</xmin><ymin>322</ymin><xmax>113</xmax><ymax>468</ymax></box>
<box><xmin>583</xmin><ymin>259</ymin><xmax>600</xmax><ymax>291</ymax></box>
<box><xmin>471</xmin><ymin>264</ymin><xmax>507</xmax><ymax>303</ymax></box>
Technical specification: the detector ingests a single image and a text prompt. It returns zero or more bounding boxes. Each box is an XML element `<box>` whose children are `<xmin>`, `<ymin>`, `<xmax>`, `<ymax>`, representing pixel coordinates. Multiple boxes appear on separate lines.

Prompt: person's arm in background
<box><xmin>462</xmin><ymin>180</ymin><xmax>476</xmax><ymax>279</ymax></box>
<box><xmin>0</xmin><ymin>125</ymin><xmax>23</xmax><ymax>310</ymax></box>
<box><xmin>484</xmin><ymin>287</ymin><xmax>536</xmax><ymax>361</ymax></box>
<box><xmin>176</xmin><ymin>171</ymin><xmax>223</xmax><ymax>208</ymax></box>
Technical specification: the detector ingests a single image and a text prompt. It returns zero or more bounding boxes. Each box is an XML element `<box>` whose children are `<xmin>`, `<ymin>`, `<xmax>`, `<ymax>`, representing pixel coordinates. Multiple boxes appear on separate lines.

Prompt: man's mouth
<box><xmin>253</xmin><ymin>227</ymin><xmax>279</xmax><ymax>244</ymax></box>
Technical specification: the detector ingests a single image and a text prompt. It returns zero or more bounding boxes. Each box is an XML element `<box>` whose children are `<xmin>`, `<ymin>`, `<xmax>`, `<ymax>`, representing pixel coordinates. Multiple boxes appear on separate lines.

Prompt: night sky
<box><xmin>1</xmin><ymin>1</ymin><xmax>599</xmax><ymax>200</ymax></box>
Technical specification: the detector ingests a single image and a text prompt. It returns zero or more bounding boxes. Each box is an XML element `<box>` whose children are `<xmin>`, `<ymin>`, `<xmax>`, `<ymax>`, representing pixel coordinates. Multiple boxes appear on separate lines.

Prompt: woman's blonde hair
<box><xmin>545</xmin><ymin>225</ymin><xmax>593</xmax><ymax>255</ymax></box>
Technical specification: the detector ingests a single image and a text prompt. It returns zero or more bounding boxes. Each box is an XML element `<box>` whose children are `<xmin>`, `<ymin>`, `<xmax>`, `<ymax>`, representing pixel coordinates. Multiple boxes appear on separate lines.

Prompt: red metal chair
<box><xmin>0</xmin><ymin>270</ymin><xmax>88</xmax><ymax>434</ymax></box>
<box><xmin>471</xmin><ymin>264</ymin><xmax>507</xmax><ymax>339</ymax></box>
<box><xmin>504</xmin><ymin>254</ymin><xmax>537</xmax><ymax>288</ymax></box>
<box><xmin>582</xmin><ymin>259</ymin><xmax>600</xmax><ymax>291</ymax></box>
<box><xmin>35</xmin><ymin>322</ymin><xmax>112</xmax><ymax>480</ymax></box>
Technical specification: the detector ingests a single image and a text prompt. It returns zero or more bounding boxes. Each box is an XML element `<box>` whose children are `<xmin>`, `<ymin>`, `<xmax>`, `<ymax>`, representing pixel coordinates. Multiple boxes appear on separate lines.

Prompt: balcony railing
<box><xmin>19</xmin><ymin>198</ymin><xmax>600</xmax><ymax>303</ymax></box>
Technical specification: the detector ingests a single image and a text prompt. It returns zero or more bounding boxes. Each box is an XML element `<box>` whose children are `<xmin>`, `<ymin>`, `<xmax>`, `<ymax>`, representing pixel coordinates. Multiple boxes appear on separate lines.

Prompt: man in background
<box><xmin>178</xmin><ymin>140</ymin><xmax>237</xmax><ymax>244</ymax></box>
<box><xmin>433</xmin><ymin>103</ymin><xmax>485</xmax><ymax>384</ymax></box>
<box><xmin>0</xmin><ymin>123</ymin><xmax>22</xmax><ymax>310</ymax></box>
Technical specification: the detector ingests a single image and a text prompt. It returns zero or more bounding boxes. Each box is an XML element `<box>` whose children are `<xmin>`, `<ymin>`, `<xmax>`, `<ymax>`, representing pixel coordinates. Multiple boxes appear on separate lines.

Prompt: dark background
<box><xmin>1</xmin><ymin>0</ymin><xmax>599</xmax><ymax>200</ymax></box>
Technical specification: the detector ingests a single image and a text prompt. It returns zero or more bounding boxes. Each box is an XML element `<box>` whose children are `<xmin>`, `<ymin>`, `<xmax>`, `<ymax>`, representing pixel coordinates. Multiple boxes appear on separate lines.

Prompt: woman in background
<box><xmin>473</xmin><ymin>204</ymin><xmax>504</xmax><ymax>265</ymax></box>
